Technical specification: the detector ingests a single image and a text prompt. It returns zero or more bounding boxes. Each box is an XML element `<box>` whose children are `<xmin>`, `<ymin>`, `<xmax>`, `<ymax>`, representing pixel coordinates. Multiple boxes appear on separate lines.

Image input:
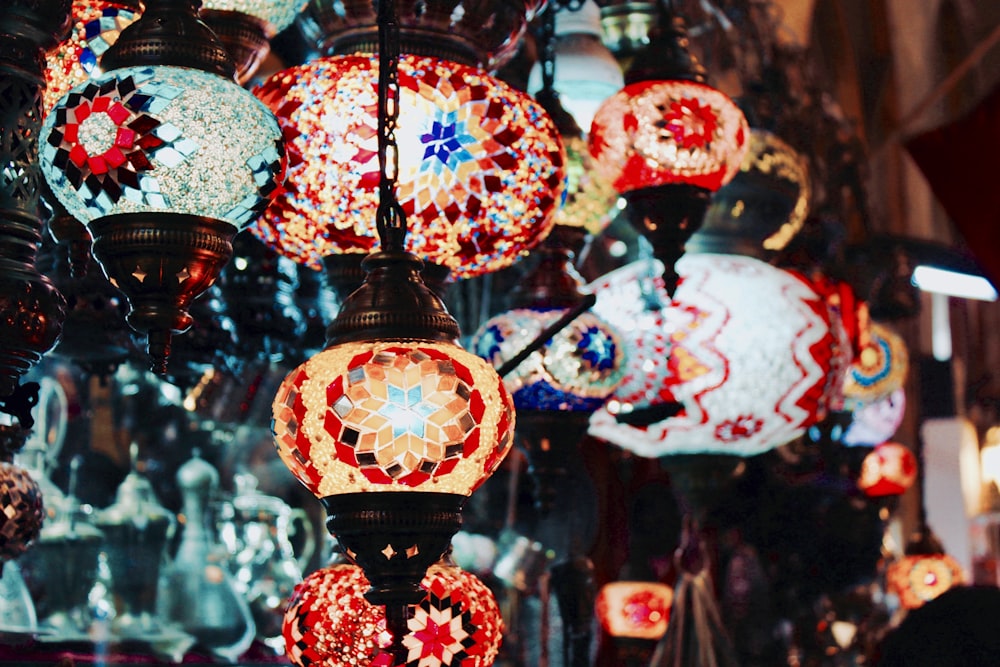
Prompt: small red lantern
<box><xmin>857</xmin><ymin>441</ymin><xmax>917</xmax><ymax>498</ymax></box>
<box><xmin>595</xmin><ymin>581</ymin><xmax>673</xmax><ymax>640</ymax></box>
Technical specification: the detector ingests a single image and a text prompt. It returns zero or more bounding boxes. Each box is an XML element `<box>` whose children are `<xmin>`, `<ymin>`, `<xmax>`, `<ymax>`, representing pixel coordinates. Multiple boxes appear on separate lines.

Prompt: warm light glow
<box><xmin>588</xmin><ymin>255</ymin><xmax>842</xmax><ymax>457</ymax></box>
<box><xmin>41</xmin><ymin>66</ymin><xmax>285</xmax><ymax>228</ymax></box>
<box><xmin>595</xmin><ymin>581</ymin><xmax>673</xmax><ymax>640</ymax></box>
<box><xmin>981</xmin><ymin>428</ymin><xmax>1000</xmax><ymax>489</ymax></box>
<box><xmin>857</xmin><ymin>441</ymin><xmax>917</xmax><ymax>497</ymax></box>
<box><xmin>250</xmin><ymin>54</ymin><xmax>566</xmax><ymax>278</ymax></box>
<box><xmin>283</xmin><ymin>562</ymin><xmax>504</xmax><ymax>667</ymax></box>
<box><xmin>271</xmin><ymin>341</ymin><xmax>514</xmax><ymax>497</ymax></box>
<box><xmin>886</xmin><ymin>553</ymin><xmax>965</xmax><ymax>610</ymax></box>
<box><xmin>912</xmin><ymin>265</ymin><xmax>999</xmax><ymax>301</ymax></box>
<box><xmin>589</xmin><ymin>79</ymin><xmax>749</xmax><ymax>194</ymax></box>
<box><xmin>472</xmin><ymin>308</ymin><xmax>625</xmax><ymax>412</ymax></box>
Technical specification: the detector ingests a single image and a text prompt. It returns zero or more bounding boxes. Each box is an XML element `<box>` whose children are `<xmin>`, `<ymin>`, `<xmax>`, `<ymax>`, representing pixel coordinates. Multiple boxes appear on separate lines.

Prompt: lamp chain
<box><xmin>376</xmin><ymin>0</ymin><xmax>407</xmax><ymax>253</ymax></box>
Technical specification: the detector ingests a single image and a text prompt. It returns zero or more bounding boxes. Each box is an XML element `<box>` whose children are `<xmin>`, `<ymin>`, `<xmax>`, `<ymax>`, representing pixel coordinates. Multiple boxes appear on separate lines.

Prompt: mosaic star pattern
<box><xmin>250</xmin><ymin>54</ymin><xmax>566</xmax><ymax>278</ymax></box>
<box><xmin>588</xmin><ymin>254</ymin><xmax>845</xmax><ymax>457</ymax></box>
<box><xmin>887</xmin><ymin>553</ymin><xmax>965</xmax><ymax>611</ymax></box>
<box><xmin>589</xmin><ymin>79</ymin><xmax>749</xmax><ymax>194</ymax></box>
<box><xmin>272</xmin><ymin>341</ymin><xmax>514</xmax><ymax>496</ymax></box>
<box><xmin>283</xmin><ymin>563</ymin><xmax>503</xmax><ymax>667</ymax></box>
<box><xmin>41</xmin><ymin>66</ymin><xmax>285</xmax><ymax>228</ymax></box>
<box><xmin>472</xmin><ymin>308</ymin><xmax>625</xmax><ymax>412</ymax></box>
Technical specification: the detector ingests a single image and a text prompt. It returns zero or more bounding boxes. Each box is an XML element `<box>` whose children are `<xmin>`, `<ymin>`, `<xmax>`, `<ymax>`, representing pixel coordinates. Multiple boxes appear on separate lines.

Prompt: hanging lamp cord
<box><xmin>376</xmin><ymin>0</ymin><xmax>407</xmax><ymax>254</ymax></box>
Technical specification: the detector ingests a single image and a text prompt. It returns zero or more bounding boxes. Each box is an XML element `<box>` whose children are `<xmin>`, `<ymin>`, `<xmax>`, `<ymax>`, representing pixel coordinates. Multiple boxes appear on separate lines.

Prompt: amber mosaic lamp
<box><xmin>270</xmin><ymin>0</ymin><xmax>514</xmax><ymax>656</ymax></box>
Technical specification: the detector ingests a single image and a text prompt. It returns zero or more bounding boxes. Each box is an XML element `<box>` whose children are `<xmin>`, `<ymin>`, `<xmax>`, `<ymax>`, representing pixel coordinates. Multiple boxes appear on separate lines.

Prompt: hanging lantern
<box><xmin>588</xmin><ymin>12</ymin><xmax>749</xmax><ymax>294</ymax></box>
<box><xmin>471</xmin><ymin>225</ymin><xmax>625</xmax><ymax>510</ymax></box>
<box><xmin>690</xmin><ymin>129</ymin><xmax>811</xmax><ymax>258</ymax></box>
<box><xmin>595</xmin><ymin>581</ymin><xmax>673</xmax><ymax>640</ymax></box>
<box><xmin>843</xmin><ymin>322</ymin><xmax>909</xmax><ymax>405</ymax></box>
<box><xmin>200</xmin><ymin>0</ymin><xmax>307</xmax><ymax>83</ymax></box>
<box><xmin>249</xmin><ymin>53</ymin><xmax>566</xmax><ymax>280</ymax></box>
<box><xmin>42</xmin><ymin>0</ymin><xmax>140</xmax><ymax>115</ymax></box>
<box><xmin>843</xmin><ymin>388</ymin><xmax>906</xmax><ymax>448</ymax></box>
<box><xmin>0</xmin><ymin>0</ymin><xmax>70</xmax><ymax>400</ymax></box>
<box><xmin>0</xmin><ymin>426</ymin><xmax>46</xmax><ymax>564</ymax></box>
<box><xmin>857</xmin><ymin>441</ymin><xmax>917</xmax><ymax>498</ymax></box>
<box><xmin>588</xmin><ymin>254</ymin><xmax>841</xmax><ymax>457</ymax></box>
<box><xmin>39</xmin><ymin>0</ymin><xmax>286</xmax><ymax>374</ymax></box>
<box><xmin>283</xmin><ymin>561</ymin><xmax>504</xmax><ymax>667</ymax></box>
<box><xmin>887</xmin><ymin>552</ymin><xmax>965</xmax><ymax>611</ymax></box>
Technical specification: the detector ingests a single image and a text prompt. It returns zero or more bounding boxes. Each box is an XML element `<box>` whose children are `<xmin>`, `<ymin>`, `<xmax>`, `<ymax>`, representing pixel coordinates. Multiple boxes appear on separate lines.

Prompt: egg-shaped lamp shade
<box><xmin>40</xmin><ymin>65</ymin><xmax>285</xmax><ymax>229</ymax></box>
<box><xmin>587</xmin><ymin>254</ymin><xmax>838</xmax><ymax>457</ymax></box>
<box><xmin>249</xmin><ymin>54</ymin><xmax>566</xmax><ymax>278</ymax></box>
<box><xmin>589</xmin><ymin>80</ymin><xmax>749</xmax><ymax>195</ymax></box>
<box><xmin>595</xmin><ymin>581</ymin><xmax>673</xmax><ymax>640</ymax></box>
<box><xmin>886</xmin><ymin>553</ymin><xmax>965</xmax><ymax>610</ymax></box>
<box><xmin>843</xmin><ymin>322</ymin><xmax>909</xmax><ymax>404</ymax></box>
<box><xmin>472</xmin><ymin>308</ymin><xmax>625</xmax><ymax>412</ymax></box>
<box><xmin>842</xmin><ymin>388</ymin><xmax>906</xmax><ymax>448</ymax></box>
<box><xmin>557</xmin><ymin>136</ymin><xmax>619</xmax><ymax>236</ymax></box>
<box><xmin>43</xmin><ymin>0</ymin><xmax>140</xmax><ymax>115</ymax></box>
<box><xmin>857</xmin><ymin>441</ymin><xmax>917</xmax><ymax>498</ymax></box>
<box><xmin>690</xmin><ymin>129</ymin><xmax>811</xmax><ymax>257</ymax></box>
<box><xmin>283</xmin><ymin>562</ymin><xmax>504</xmax><ymax>667</ymax></box>
<box><xmin>272</xmin><ymin>341</ymin><xmax>514</xmax><ymax>497</ymax></box>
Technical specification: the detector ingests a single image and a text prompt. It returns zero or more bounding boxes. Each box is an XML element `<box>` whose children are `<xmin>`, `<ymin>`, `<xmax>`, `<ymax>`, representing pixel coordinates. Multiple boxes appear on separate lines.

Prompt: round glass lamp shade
<box><xmin>587</xmin><ymin>254</ymin><xmax>839</xmax><ymax>457</ymax></box>
<box><xmin>0</xmin><ymin>462</ymin><xmax>45</xmax><ymax>562</ymax></box>
<box><xmin>857</xmin><ymin>441</ymin><xmax>917</xmax><ymax>498</ymax></box>
<box><xmin>843</xmin><ymin>322</ymin><xmax>908</xmax><ymax>405</ymax></box>
<box><xmin>595</xmin><ymin>581</ymin><xmax>673</xmax><ymax>640</ymax></box>
<box><xmin>284</xmin><ymin>562</ymin><xmax>504</xmax><ymax>667</ymax></box>
<box><xmin>842</xmin><ymin>388</ymin><xmax>906</xmax><ymax>448</ymax></box>
<box><xmin>249</xmin><ymin>54</ymin><xmax>566</xmax><ymax>278</ymax></box>
<box><xmin>40</xmin><ymin>65</ymin><xmax>285</xmax><ymax>229</ymax></box>
<box><xmin>887</xmin><ymin>553</ymin><xmax>965</xmax><ymax>610</ymax></box>
<box><xmin>471</xmin><ymin>307</ymin><xmax>626</xmax><ymax>412</ymax></box>
<box><xmin>589</xmin><ymin>79</ymin><xmax>749</xmax><ymax>194</ymax></box>
<box><xmin>271</xmin><ymin>341</ymin><xmax>515</xmax><ymax>496</ymax></box>
<box><xmin>43</xmin><ymin>0</ymin><xmax>139</xmax><ymax>115</ymax></box>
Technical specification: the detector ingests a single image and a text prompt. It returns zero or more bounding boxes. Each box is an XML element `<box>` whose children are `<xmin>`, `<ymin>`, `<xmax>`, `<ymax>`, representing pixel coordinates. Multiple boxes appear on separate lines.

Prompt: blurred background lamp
<box><xmin>911</xmin><ymin>265</ymin><xmax>998</xmax><ymax>301</ymax></box>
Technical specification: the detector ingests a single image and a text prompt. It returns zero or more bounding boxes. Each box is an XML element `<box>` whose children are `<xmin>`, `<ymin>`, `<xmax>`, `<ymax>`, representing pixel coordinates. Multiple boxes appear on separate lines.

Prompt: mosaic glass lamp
<box><xmin>249</xmin><ymin>53</ymin><xmax>566</xmax><ymax>283</ymax></box>
<box><xmin>589</xmin><ymin>11</ymin><xmax>749</xmax><ymax>294</ymax></box>
<box><xmin>472</xmin><ymin>225</ymin><xmax>625</xmax><ymax>510</ymax></box>
<box><xmin>588</xmin><ymin>254</ymin><xmax>842</xmax><ymax>457</ymax></box>
<box><xmin>843</xmin><ymin>322</ymin><xmax>909</xmax><ymax>405</ymax></box>
<box><xmin>857</xmin><ymin>441</ymin><xmax>917</xmax><ymax>498</ymax></box>
<box><xmin>595</xmin><ymin>581</ymin><xmax>673</xmax><ymax>640</ymax></box>
<box><xmin>39</xmin><ymin>0</ymin><xmax>286</xmax><ymax>373</ymax></box>
<box><xmin>887</xmin><ymin>546</ymin><xmax>965</xmax><ymax>611</ymax></box>
<box><xmin>283</xmin><ymin>561</ymin><xmax>503</xmax><ymax>667</ymax></box>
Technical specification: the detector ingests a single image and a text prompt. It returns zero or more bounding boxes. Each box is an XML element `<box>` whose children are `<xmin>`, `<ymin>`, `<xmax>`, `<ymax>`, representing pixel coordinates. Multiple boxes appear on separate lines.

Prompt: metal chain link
<box><xmin>376</xmin><ymin>0</ymin><xmax>407</xmax><ymax>253</ymax></box>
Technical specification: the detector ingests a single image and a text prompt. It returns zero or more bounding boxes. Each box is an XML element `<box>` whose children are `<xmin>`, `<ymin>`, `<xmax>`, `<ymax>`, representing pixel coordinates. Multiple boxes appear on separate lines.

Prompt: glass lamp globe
<box><xmin>842</xmin><ymin>388</ymin><xmax>906</xmax><ymax>448</ymax></box>
<box><xmin>595</xmin><ymin>581</ymin><xmax>673</xmax><ymax>640</ymax></box>
<box><xmin>887</xmin><ymin>552</ymin><xmax>965</xmax><ymax>610</ymax></box>
<box><xmin>556</xmin><ymin>135</ymin><xmax>619</xmax><ymax>237</ymax></box>
<box><xmin>43</xmin><ymin>0</ymin><xmax>140</xmax><ymax>115</ymax></box>
<box><xmin>202</xmin><ymin>0</ymin><xmax>305</xmax><ymax>35</ymax></box>
<box><xmin>272</xmin><ymin>340</ymin><xmax>514</xmax><ymax>496</ymax></box>
<box><xmin>526</xmin><ymin>0</ymin><xmax>625</xmax><ymax>132</ymax></box>
<box><xmin>283</xmin><ymin>562</ymin><xmax>504</xmax><ymax>667</ymax></box>
<box><xmin>472</xmin><ymin>308</ymin><xmax>625</xmax><ymax>413</ymax></box>
<box><xmin>250</xmin><ymin>53</ymin><xmax>566</xmax><ymax>279</ymax></box>
<box><xmin>857</xmin><ymin>441</ymin><xmax>917</xmax><ymax>498</ymax></box>
<box><xmin>40</xmin><ymin>65</ymin><xmax>284</xmax><ymax>228</ymax></box>
<box><xmin>843</xmin><ymin>322</ymin><xmax>909</xmax><ymax>405</ymax></box>
<box><xmin>200</xmin><ymin>0</ymin><xmax>307</xmax><ymax>83</ymax></box>
<box><xmin>589</xmin><ymin>79</ymin><xmax>749</xmax><ymax>195</ymax></box>
<box><xmin>0</xmin><ymin>462</ymin><xmax>45</xmax><ymax>562</ymax></box>
<box><xmin>587</xmin><ymin>254</ymin><xmax>841</xmax><ymax>457</ymax></box>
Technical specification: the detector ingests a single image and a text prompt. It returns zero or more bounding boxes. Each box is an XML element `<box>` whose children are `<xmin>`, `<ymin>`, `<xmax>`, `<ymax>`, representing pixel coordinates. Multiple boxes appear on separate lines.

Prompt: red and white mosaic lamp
<box><xmin>587</xmin><ymin>254</ymin><xmax>845</xmax><ymax>457</ymax></box>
